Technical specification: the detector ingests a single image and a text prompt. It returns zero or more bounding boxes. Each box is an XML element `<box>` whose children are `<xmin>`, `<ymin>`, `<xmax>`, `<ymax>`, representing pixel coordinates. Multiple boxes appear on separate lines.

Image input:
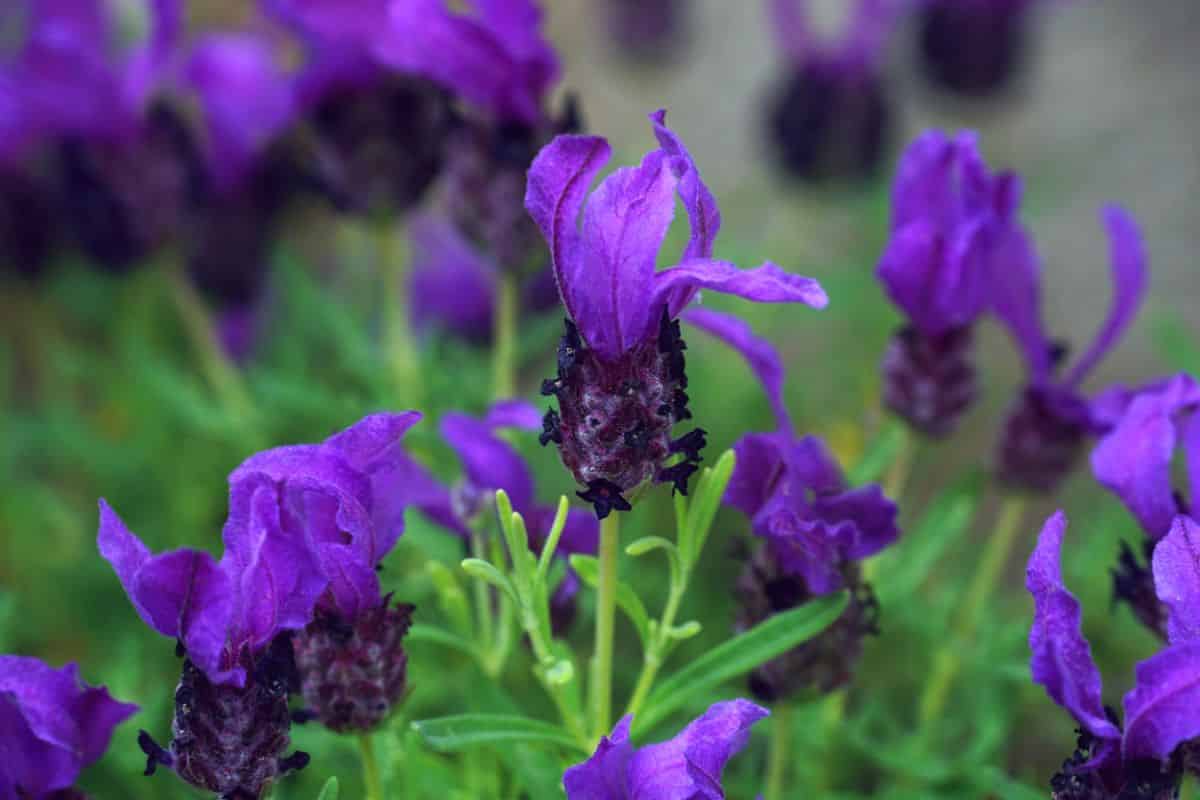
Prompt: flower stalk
<box><xmin>359</xmin><ymin>733</ymin><xmax>383</xmax><ymax>800</ymax></box>
<box><xmin>375</xmin><ymin>218</ymin><xmax>422</xmax><ymax>408</ymax></box>
<box><xmin>591</xmin><ymin>510</ymin><xmax>621</xmax><ymax>738</ymax></box>
<box><xmin>764</xmin><ymin>703</ymin><xmax>792</xmax><ymax>800</ymax></box>
<box><xmin>491</xmin><ymin>270</ymin><xmax>519</xmax><ymax>400</ymax></box>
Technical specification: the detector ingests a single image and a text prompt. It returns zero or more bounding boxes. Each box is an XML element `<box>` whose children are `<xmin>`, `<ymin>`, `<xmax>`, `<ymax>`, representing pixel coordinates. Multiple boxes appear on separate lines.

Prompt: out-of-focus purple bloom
<box><xmin>0</xmin><ymin>656</ymin><xmax>137</xmax><ymax>798</ymax></box>
<box><xmin>1027</xmin><ymin>511</ymin><xmax>1200</xmax><ymax>796</ymax></box>
<box><xmin>604</xmin><ymin>0</ymin><xmax>688</xmax><ymax>63</ymax></box>
<box><xmin>528</xmin><ymin>110</ymin><xmax>826</xmax><ymax>516</ymax></box>
<box><xmin>1091</xmin><ymin>373</ymin><xmax>1200</xmax><ymax>541</ymax></box>
<box><xmin>766</xmin><ymin>0</ymin><xmax>899</xmax><ymax>181</ymax></box>
<box><xmin>994</xmin><ymin>204</ymin><xmax>1148</xmax><ymax>492</ymax></box>
<box><xmin>878</xmin><ymin>130</ymin><xmax>1022</xmax><ymax>435</ymax></box>
<box><xmin>918</xmin><ymin>0</ymin><xmax>1037</xmax><ymax>97</ymax></box>
<box><xmin>408</xmin><ymin>213</ymin><xmax>561</xmax><ymax>345</ymax></box>
<box><xmin>563</xmin><ymin>699</ymin><xmax>769</xmax><ymax>799</ymax></box>
<box><xmin>687</xmin><ymin>306</ymin><xmax>894</xmax><ymax>698</ymax></box>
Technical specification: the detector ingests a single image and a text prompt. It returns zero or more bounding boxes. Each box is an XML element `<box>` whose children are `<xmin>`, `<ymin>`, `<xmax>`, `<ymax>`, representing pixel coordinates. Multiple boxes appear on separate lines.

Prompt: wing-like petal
<box><xmin>1121</xmin><ymin>640</ymin><xmax>1200</xmax><ymax>762</ymax></box>
<box><xmin>1152</xmin><ymin>515</ymin><xmax>1200</xmax><ymax>645</ymax></box>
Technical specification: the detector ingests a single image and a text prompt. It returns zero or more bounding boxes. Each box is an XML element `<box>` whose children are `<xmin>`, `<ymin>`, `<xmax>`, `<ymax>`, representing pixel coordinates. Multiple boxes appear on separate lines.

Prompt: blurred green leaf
<box><xmin>411</xmin><ymin>714</ymin><xmax>584</xmax><ymax>753</ymax></box>
<box><xmin>316</xmin><ymin>777</ymin><xmax>339</xmax><ymax>800</ymax></box>
<box><xmin>848</xmin><ymin>423</ymin><xmax>908</xmax><ymax>486</ymax></box>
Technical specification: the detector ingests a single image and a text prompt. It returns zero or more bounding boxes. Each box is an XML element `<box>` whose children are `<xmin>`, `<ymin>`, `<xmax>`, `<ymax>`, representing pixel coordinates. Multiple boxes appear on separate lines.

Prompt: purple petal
<box><xmin>767</xmin><ymin>0</ymin><xmax>809</xmax><ymax>65</ymax></box>
<box><xmin>1025</xmin><ymin>511</ymin><xmax>1121</xmax><ymax>741</ymax></box>
<box><xmin>577</xmin><ymin>149</ymin><xmax>677</xmax><ymax>358</ymax></box>
<box><xmin>263</xmin><ymin>0</ymin><xmax>390</xmax><ymax>46</ymax></box>
<box><xmin>564</xmin><ymin>715</ymin><xmax>634</xmax><ymax>799</ymax></box>
<box><xmin>683</xmin><ymin>307</ymin><xmax>792</xmax><ymax>433</ymax></box>
<box><xmin>98</xmin><ymin>501</ymin><xmax>236</xmax><ymax>683</ymax></box>
<box><xmin>322</xmin><ymin>411</ymin><xmax>423</xmax><ymax>474</ymax></box>
<box><xmin>810</xmin><ymin>484</ymin><xmax>900</xmax><ymax>562</ymax></box>
<box><xmin>762</xmin><ymin>505</ymin><xmax>845</xmax><ymax>594</ymax></box>
<box><xmin>1188</xmin><ymin>411</ymin><xmax>1200</xmax><ymax>519</ymax></box>
<box><xmin>440</xmin><ymin>412</ymin><xmax>536</xmax><ymax>515</ymax></box>
<box><xmin>725</xmin><ymin>432</ymin><xmax>790</xmax><ymax>521</ymax></box>
<box><xmin>1090</xmin><ymin>379</ymin><xmax>1199</xmax><ymax>540</ymax></box>
<box><xmin>891</xmin><ymin>129</ymin><xmax>958</xmax><ymax>231</ymax></box>
<box><xmin>185</xmin><ymin>33</ymin><xmax>296</xmax><ymax>193</ymax></box>
<box><xmin>626</xmin><ymin>699</ymin><xmax>769</xmax><ymax>800</ymax></box>
<box><xmin>987</xmin><ymin>223</ymin><xmax>1051</xmax><ymax>383</ymax></box>
<box><xmin>1152</xmin><ymin>516</ymin><xmax>1200</xmax><ymax>645</ymax></box>
<box><xmin>484</xmin><ymin>399</ymin><xmax>543</xmax><ymax>431</ymax></box>
<box><xmin>388</xmin><ymin>449</ymin><xmax>468</xmax><ymax>538</ymax></box>
<box><xmin>0</xmin><ymin>658</ymin><xmax>137</xmax><ymax>794</ymax></box>
<box><xmin>1064</xmin><ymin>205</ymin><xmax>1149</xmax><ymax>387</ymax></box>
<box><xmin>783</xmin><ymin>435</ymin><xmax>847</xmax><ymax>495</ymax></box>
<box><xmin>654</xmin><ymin>259</ymin><xmax>828</xmax><ymax>321</ymax></box>
<box><xmin>524</xmin><ymin>134</ymin><xmax>612</xmax><ymax>328</ymax></box>
<box><xmin>1121</xmin><ymin>639</ymin><xmax>1200</xmax><ymax>762</ymax></box>
<box><xmin>121</xmin><ymin>0</ymin><xmax>183</xmax><ymax>112</ymax></box>
<box><xmin>842</xmin><ymin>0</ymin><xmax>897</xmax><ymax>71</ymax></box>
<box><xmin>649</xmin><ymin>110</ymin><xmax>720</xmax><ymax>261</ymax></box>
<box><xmin>409</xmin><ymin>213</ymin><xmax>497</xmax><ymax>344</ymax></box>
<box><xmin>876</xmin><ymin>218</ymin><xmax>988</xmax><ymax>336</ymax></box>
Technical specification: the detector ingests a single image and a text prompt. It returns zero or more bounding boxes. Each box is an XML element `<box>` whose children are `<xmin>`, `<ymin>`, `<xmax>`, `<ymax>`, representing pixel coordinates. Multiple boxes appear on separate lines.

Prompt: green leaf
<box><xmin>460</xmin><ymin>558</ymin><xmax>516</xmax><ymax>602</ymax></box>
<box><xmin>316</xmin><ymin>777</ymin><xmax>339</xmax><ymax>800</ymax></box>
<box><xmin>875</xmin><ymin>469</ymin><xmax>984</xmax><ymax>604</ymax></box>
<box><xmin>634</xmin><ymin>591</ymin><xmax>848</xmax><ymax>735</ymax></box>
<box><xmin>681</xmin><ymin>449</ymin><xmax>736</xmax><ymax>569</ymax></box>
<box><xmin>411</xmin><ymin>714</ymin><xmax>585</xmax><ymax>753</ymax></box>
<box><xmin>569</xmin><ymin>554</ymin><xmax>651</xmax><ymax>646</ymax></box>
<box><xmin>848</xmin><ymin>422</ymin><xmax>908</xmax><ymax>485</ymax></box>
<box><xmin>407</xmin><ymin>624</ymin><xmax>477</xmax><ymax>658</ymax></box>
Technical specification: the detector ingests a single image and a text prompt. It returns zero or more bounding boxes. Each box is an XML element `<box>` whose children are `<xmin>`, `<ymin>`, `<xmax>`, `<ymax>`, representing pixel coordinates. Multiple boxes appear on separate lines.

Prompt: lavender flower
<box><xmin>562</xmin><ymin>699</ymin><xmax>769</xmax><ymax>799</ymax></box>
<box><xmin>228</xmin><ymin>412</ymin><xmax>424</xmax><ymax>733</ymax></box>
<box><xmin>395</xmin><ymin>400</ymin><xmax>599</xmax><ymax>632</ymax></box>
<box><xmin>527</xmin><ymin>110</ymin><xmax>827</xmax><ymax>517</ymax></box>
<box><xmin>0</xmin><ymin>656</ymin><xmax>137</xmax><ymax>799</ymax></box>
<box><xmin>3</xmin><ymin>0</ymin><xmax>198</xmax><ymax>273</ymax></box>
<box><xmin>765</xmin><ymin>0</ymin><xmax>898</xmax><ymax>182</ymax></box>
<box><xmin>918</xmin><ymin>0</ymin><xmax>1035</xmax><ymax>97</ymax></box>
<box><xmin>688</xmin><ymin>307</ymin><xmax>896</xmax><ymax>698</ymax></box>
<box><xmin>1027</xmin><ymin>511</ymin><xmax>1200</xmax><ymax>797</ymax></box>
<box><xmin>408</xmin><ymin>213</ymin><xmax>562</xmax><ymax>345</ymax></box>
<box><xmin>605</xmin><ymin>0</ymin><xmax>688</xmax><ymax>63</ymax></box>
<box><xmin>993</xmin><ymin>205</ymin><xmax>1148</xmax><ymax>492</ymax></box>
<box><xmin>98</xmin><ymin>413</ymin><xmax>378</xmax><ymax>794</ymax></box>
<box><xmin>878</xmin><ymin>129</ymin><xmax>1020</xmax><ymax>435</ymax></box>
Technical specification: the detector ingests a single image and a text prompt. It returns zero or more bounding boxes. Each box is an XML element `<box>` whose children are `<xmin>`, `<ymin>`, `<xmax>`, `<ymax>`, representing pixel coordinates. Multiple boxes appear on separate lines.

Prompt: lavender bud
<box><xmin>292</xmin><ymin>599</ymin><xmax>414</xmax><ymax>733</ymax></box>
<box><xmin>995</xmin><ymin>387</ymin><xmax>1090</xmax><ymax>493</ymax></box>
<box><xmin>881</xmin><ymin>324</ymin><xmax>978</xmax><ymax>436</ymax></box>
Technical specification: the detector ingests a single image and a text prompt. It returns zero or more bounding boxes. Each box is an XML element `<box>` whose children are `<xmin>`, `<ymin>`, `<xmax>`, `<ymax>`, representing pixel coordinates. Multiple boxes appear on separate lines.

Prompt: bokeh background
<box><xmin>2</xmin><ymin>0</ymin><xmax>1198</xmax><ymax>797</ymax></box>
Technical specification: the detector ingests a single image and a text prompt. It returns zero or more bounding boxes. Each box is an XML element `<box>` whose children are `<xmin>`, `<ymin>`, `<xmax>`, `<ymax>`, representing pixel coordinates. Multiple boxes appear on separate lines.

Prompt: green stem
<box><xmin>471</xmin><ymin>529</ymin><xmax>494</xmax><ymax>655</ymax></box>
<box><xmin>491</xmin><ymin>271</ymin><xmax>518</xmax><ymax>400</ymax></box>
<box><xmin>764</xmin><ymin>704</ymin><xmax>792</xmax><ymax>800</ymax></box>
<box><xmin>375</xmin><ymin>219</ymin><xmax>421</xmax><ymax>407</ymax></box>
<box><xmin>919</xmin><ymin>495</ymin><xmax>1027</xmax><ymax>724</ymax></box>
<box><xmin>359</xmin><ymin>733</ymin><xmax>383</xmax><ymax>800</ymax></box>
<box><xmin>623</xmin><ymin>580</ymin><xmax>685</xmax><ymax>720</ymax></box>
<box><xmin>165</xmin><ymin>267</ymin><xmax>259</xmax><ymax>444</ymax></box>
<box><xmin>486</xmin><ymin>533</ymin><xmax>515</xmax><ymax>677</ymax></box>
<box><xmin>883</xmin><ymin>431</ymin><xmax>915</xmax><ymax>501</ymax></box>
<box><xmin>591</xmin><ymin>512</ymin><xmax>621</xmax><ymax>738</ymax></box>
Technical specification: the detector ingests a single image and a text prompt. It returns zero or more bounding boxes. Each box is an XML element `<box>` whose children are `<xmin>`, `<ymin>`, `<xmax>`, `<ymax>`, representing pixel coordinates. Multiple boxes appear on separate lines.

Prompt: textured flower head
<box><xmin>917</xmin><ymin>0</ymin><xmax>1039</xmax><ymax>96</ymax></box>
<box><xmin>1026</xmin><ymin>511</ymin><xmax>1200</xmax><ymax>795</ymax></box>
<box><xmin>4</xmin><ymin>0</ymin><xmax>182</xmax><ymax>145</ymax></box>
<box><xmin>0</xmin><ymin>656</ymin><xmax>137</xmax><ymax>798</ymax></box>
<box><xmin>994</xmin><ymin>205</ymin><xmax>1148</xmax><ymax>492</ymax></box>
<box><xmin>1090</xmin><ymin>373</ymin><xmax>1200</xmax><ymax>541</ymax></box>
<box><xmin>688</xmin><ymin>307</ymin><xmax>898</xmax><ymax>592</ymax></box>
<box><xmin>527</xmin><ymin>110</ymin><xmax>826</xmax><ymax>514</ymax></box>
<box><xmin>563</xmin><ymin>699</ymin><xmax>769</xmax><ymax>799</ymax></box>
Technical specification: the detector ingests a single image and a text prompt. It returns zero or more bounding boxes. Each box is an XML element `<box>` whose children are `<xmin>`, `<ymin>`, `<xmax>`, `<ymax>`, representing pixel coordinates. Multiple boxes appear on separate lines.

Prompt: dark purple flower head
<box><xmin>1027</xmin><ymin>511</ymin><xmax>1200</xmax><ymax>796</ymax></box>
<box><xmin>994</xmin><ymin>204</ymin><xmax>1148</xmax><ymax>492</ymax></box>
<box><xmin>918</xmin><ymin>0</ymin><xmax>1038</xmax><ymax>97</ymax></box>
<box><xmin>0</xmin><ymin>656</ymin><xmax>137</xmax><ymax>798</ymax></box>
<box><xmin>527</xmin><ymin>111</ymin><xmax>826</xmax><ymax>514</ymax></box>
<box><xmin>766</xmin><ymin>0</ymin><xmax>899</xmax><ymax>181</ymax></box>
<box><xmin>562</xmin><ymin>699</ymin><xmax>769</xmax><ymax>799</ymax></box>
<box><xmin>1091</xmin><ymin>373</ymin><xmax>1200</xmax><ymax>541</ymax></box>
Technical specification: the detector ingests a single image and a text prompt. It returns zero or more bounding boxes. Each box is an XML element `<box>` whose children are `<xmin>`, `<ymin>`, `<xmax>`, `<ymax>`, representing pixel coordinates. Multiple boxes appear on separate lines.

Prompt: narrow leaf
<box><xmin>316</xmin><ymin>777</ymin><xmax>339</xmax><ymax>800</ymax></box>
<box><xmin>412</xmin><ymin>714</ymin><xmax>585</xmax><ymax>752</ymax></box>
<box><xmin>848</xmin><ymin>422</ymin><xmax>908</xmax><ymax>485</ymax></box>
<box><xmin>406</xmin><ymin>624</ymin><xmax>477</xmax><ymax>658</ymax></box>
<box><xmin>461</xmin><ymin>558</ymin><xmax>516</xmax><ymax>602</ymax></box>
<box><xmin>633</xmin><ymin>591</ymin><xmax>848</xmax><ymax>735</ymax></box>
<box><xmin>570</xmin><ymin>554</ymin><xmax>651</xmax><ymax>646</ymax></box>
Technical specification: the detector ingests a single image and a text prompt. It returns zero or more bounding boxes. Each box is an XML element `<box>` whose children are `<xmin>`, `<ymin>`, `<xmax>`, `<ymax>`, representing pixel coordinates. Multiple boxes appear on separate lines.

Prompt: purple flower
<box><xmin>918</xmin><ymin>0</ymin><xmax>1038</xmax><ymax>96</ymax></box>
<box><xmin>1026</xmin><ymin>511</ymin><xmax>1200</xmax><ymax>796</ymax></box>
<box><xmin>605</xmin><ymin>0</ymin><xmax>688</xmax><ymax>63</ymax></box>
<box><xmin>994</xmin><ymin>204</ymin><xmax>1148</xmax><ymax>492</ymax></box>
<box><xmin>766</xmin><ymin>0</ymin><xmax>899</xmax><ymax>181</ymax></box>
<box><xmin>877</xmin><ymin>130</ymin><xmax>1021</xmax><ymax>435</ymax></box>
<box><xmin>0</xmin><ymin>656</ymin><xmax>137</xmax><ymax>798</ymax></box>
<box><xmin>408</xmin><ymin>213</ymin><xmax>561</xmax><ymax>345</ymax></box>
<box><xmin>687</xmin><ymin>306</ymin><xmax>894</xmax><ymax>698</ymax></box>
<box><xmin>528</xmin><ymin>110</ymin><xmax>826</xmax><ymax>515</ymax></box>
<box><xmin>1091</xmin><ymin>373</ymin><xmax>1200</xmax><ymax>541</ymax></box>
<box><xmin>563</xmin><ymin>699</ymin><xmax>769</xmax><ymax>799</ymax></box>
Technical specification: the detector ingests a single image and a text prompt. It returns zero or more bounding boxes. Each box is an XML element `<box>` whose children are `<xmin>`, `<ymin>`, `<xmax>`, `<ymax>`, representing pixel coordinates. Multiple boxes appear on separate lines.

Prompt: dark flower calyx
<box><xmin>292</xmin><ymin>598</ymin><xmax>415</xmax><ymax>733</ymax></box>
<box><xmin>543</xmin><ymin>310</ymin><xmax>702</xmax><ymax>516</ymax></box>
<box><xmin>1111</xmin><ymin>539</ymin><xmax>1167</xmax><ymax>640</ymax></box>
<box><xmin>577</xmin><ymin>479</ymin><xmax>633</xmax><ymax>520</ymax></box>
<box><xmin>919</xmin><ymin>1</ymin><xmax>1028</xmax><ymax>97</ymax></box>
<box><xmin>139</xmin><ymin>646</ymin><xmax>307</xmax><ymax>799</ymax></box>
<box><xmin>996</xmin><ymin>387</ymin><xmax>1090</xmax><ymax>493</ymax></box>
<box><xmin>881</xmin><ymin>324</ymin><xmax>977</xmax><ymax>437</ymax></box>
